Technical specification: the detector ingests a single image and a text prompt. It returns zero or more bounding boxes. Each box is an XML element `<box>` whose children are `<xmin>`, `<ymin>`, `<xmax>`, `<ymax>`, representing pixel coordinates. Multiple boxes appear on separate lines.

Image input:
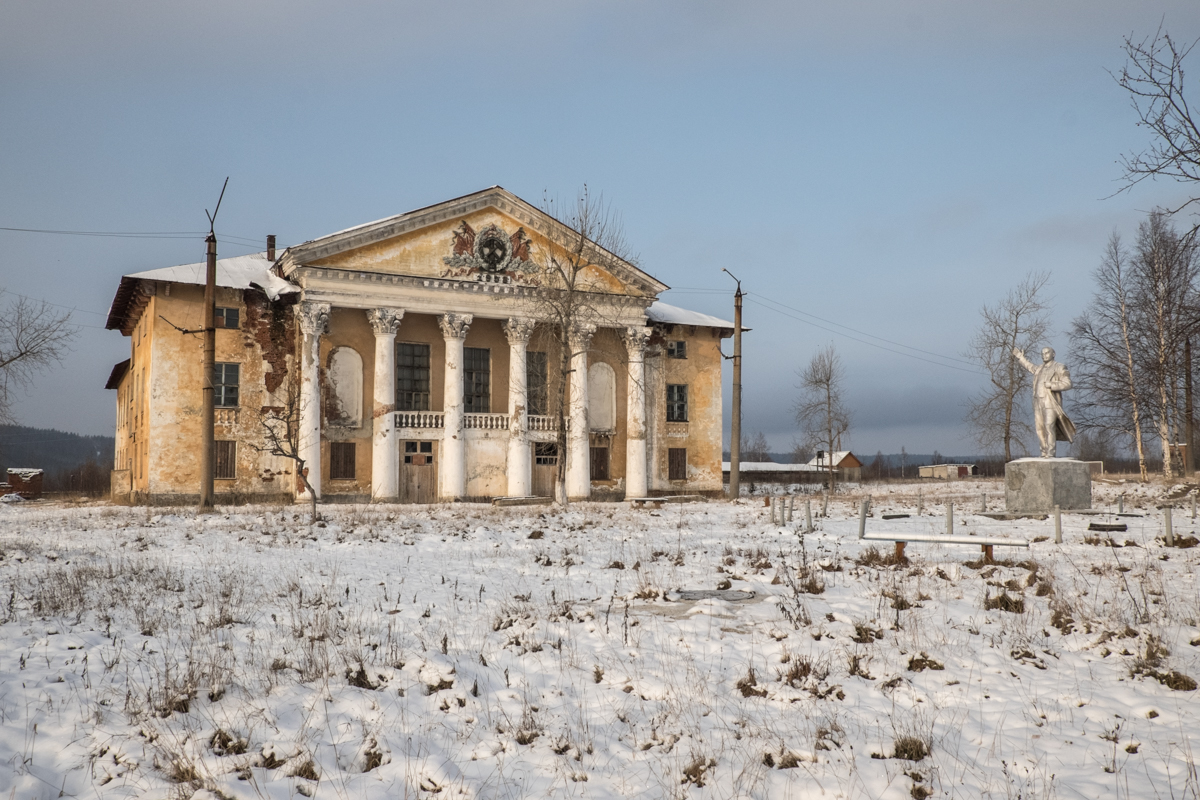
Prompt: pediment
<box><xmin>280</xmin><ymin>187</ymin><xmax>668</xmax><ymax>298</ymax></box>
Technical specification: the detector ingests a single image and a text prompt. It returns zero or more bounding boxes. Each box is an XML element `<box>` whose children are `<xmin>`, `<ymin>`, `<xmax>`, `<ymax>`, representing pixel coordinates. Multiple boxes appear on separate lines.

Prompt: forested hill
<box><xmin>0</xmin><ymin>425</ymin><xmax>114</xmax><ymax>474</ymax></box>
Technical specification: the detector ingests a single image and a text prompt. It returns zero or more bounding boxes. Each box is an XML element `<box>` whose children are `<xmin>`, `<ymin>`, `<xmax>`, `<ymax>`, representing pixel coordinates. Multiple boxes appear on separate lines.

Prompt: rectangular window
<box><xmin>215</xmin><ymin>307</ymin><xmax>240</xmax><ymax>329</ymax></box>
<box><xmin>404</xmin><ymin>440</ymin><xmax>434</xmax><ymax>465</ymax></box>
<box><xmin>214</xmin><ymin>363</ymin><xmax>239</xmax><ymax>407</ymax></box>
<box><xmin>534</xmin><ymin>442</ymin><xmax>558</xmax><ymax>465</ymax></box>
<box><xmin>214</xmin><ymin>440</ymin><xmax>236</xmax><ymax>479</ymax></box>
<box><xmin>396</xmin><ymin>342</ymin><xmax>431</xmax><ymax>411</ymax></box>
<box><xmin>667</xmin><ymin>340</ymin><xmax>687</xmax><ymax>359</ymax></box>
<box><xmin>527</xmin><ymin>351</ymin><xmax>548</xmax><ymax>416</ymax></box>
<box><xmin>330</xmin><ymin>442</ymin><xmax>356</xmax><ymax>480</ymax></box>
<box><xmin>668</xmin><ymin>448</ymin><xmax>687</xmax><ymax>481</ymax></box>
<box><xmin>464</xmin><ymin>347</ymin><xmax>490</xmax><ymax>413</ymax></box>
<box><xmin>590</xmin><ymin>446</ymin><xmax>610</xmax><ymax>480</ymax></box>
<box><xmin>666</xmin><ymin>384</ymin><xmax>688</xmax><ymax>422</ymax></box>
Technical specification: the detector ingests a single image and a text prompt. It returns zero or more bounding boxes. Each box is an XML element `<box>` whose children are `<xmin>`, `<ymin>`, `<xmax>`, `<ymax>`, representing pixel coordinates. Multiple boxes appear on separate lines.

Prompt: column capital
<box><xmin>503</xmin><ymin>317</ymin><xmax>537</xmax><ymax>346</ymax></box>
<box><xmin>624</xmin><ymin>325</ymin><xmax>651</xmax><ymax>355</ymax></box>
<box><xmin>438</xmin><ymin>313</ymin><xmax>473</xmax><ymax>340</ymax></box>
<box><xmin>298</xmin><ymin>301</ymin><xmax>331</xmax><ymax>337</ymax></box>
<box><xmin>568</xmin><ymin>322</ymin><xmax>597</xmax><ymax>351</ymax></box>
<box><xmin>367</xmin><ymin>308</ymin><xmax>404</xmax><ymax>335</ymax></box>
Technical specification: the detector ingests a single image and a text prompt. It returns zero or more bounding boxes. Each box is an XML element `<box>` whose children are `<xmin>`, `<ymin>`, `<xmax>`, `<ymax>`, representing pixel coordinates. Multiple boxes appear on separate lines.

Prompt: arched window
<box><xmin>588</xmin><ymin>362</ymin><xmax>616</xmax><ymax>432</ymax></box>
<box><xmin>327</xmin><ymin>346</ymin><xmax>363</xmax><ymax>427</ymax></box>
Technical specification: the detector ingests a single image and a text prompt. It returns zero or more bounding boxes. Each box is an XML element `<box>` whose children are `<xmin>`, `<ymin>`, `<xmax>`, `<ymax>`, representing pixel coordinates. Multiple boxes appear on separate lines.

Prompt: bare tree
<box><xmin>254</xmin><ymin>381</ymin><xmax>319</xmax><ymax>522</ymax></box>
<box><xmin>1129</xmin><ymin>212</ymin><xmax>1199</xmax><ymax>478</ymax></box>
<box><xmin>1070</xmin><ymin>234</ymin><xmax>1150</xmax><ymax>480</ymax></box>
<box><xmin>0</xmin><ymin>292</ymin><xmax>77</xmax><ymax>425</ymax></box>
<box><xmin>790</xmin><ymin>441</ymin><xmax>813</xmax><ymax>465</ymax></box>
<box><xmin>795</xmin><ymin>345</ymin><xmax>851</xmax><ymax>490</ymax></box>
<box><xmin>742</xmin><ymin>431</ymin><xmax>771</xmax><ymax>462</ymax></box>
<box><xmin>529</xmin><ymin>187</ymin><xmax>640</xmax><ymax>504</ymax></box>
<box><xmin>964</xmin><ymin>272</ymin><xmax>1052</xmax><ymax>461</ymax></box>
<box><xmin>1116</xmin><ymin>28</ymin><xmax>1200</xmax><ymax>233</ymax></box>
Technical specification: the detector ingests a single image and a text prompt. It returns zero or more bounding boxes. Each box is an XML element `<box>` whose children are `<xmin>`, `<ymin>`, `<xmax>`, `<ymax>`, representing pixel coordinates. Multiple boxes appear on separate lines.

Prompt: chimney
<box><xmin>266</xmin><ymin>235</ymin><xmax>276</xmax><ymax>261</ymax></box>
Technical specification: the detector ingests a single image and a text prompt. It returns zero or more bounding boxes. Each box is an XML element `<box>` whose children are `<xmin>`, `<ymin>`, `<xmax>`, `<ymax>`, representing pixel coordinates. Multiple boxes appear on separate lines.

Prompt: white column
<box><xmin>297</xmin><ymin>301</ymin><xmax>330</xmax><ymax>501</ymax></box>
<box><xmin>367</xmin><ymin>308</ymin><xmax>403</xmax><ymax>502</ymax></box>
<box><xmin>567</xmin><ymin>323</ymin><xmax>595</xmax><ymax>500</ymax></box>
<box><xmin>624</xmin><ymin>326</ymin><xmax>651</xmax><ymax>499</ymax></box>
<box><xmin>505</xmin><ymin>318</ymin><xmax>536</xmax><ymax>497</ymax></box>
<box><xmin>438</xmin><ymin>313</ymin><xmax>472</xmax><ymax>501</ymax></box>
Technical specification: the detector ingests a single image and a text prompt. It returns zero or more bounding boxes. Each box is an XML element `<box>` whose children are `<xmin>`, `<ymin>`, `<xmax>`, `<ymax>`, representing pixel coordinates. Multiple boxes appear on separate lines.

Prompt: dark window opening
<box><xmin>666</xmin><ymin>384</ymin><xmax>688</xmax><ymax>422</ymax></box>
<box><xmin>404</xmin><ymin>440</ymin><xmax>434</xmax><ymax>465</ymax></box>
<box><xmin>214</xmin><ymin>363</ymin><xmax>239</xmax><ymax>407</ymax></box>
<box><xmin>668</xmin><ymin>448</ymin><xmax>687</xmax><ymax>481</ymax></box>
<box><xmin>215</xmin><ymin>440</ymin><xmax>236</xmax><ymax>479</ymax></box>
<box><xmin>527</xmin><ymin>351</ymin><xmax>548</xmax><ymax>416</ymax></box>
<box><xmin>330</xmin><ymin>442</ymin><xmax>356</xmax><ymax>480</ymax></box>
<box><xmin>667</xmin><ymin>340</ymin><xmax>687</xmax><ymax>359</ymax></box>
<box><xmin>535</xmin><ymin>442</ymin><xmax>558</xmax><ymax>465</ymax></box>
<box><xmin>464</xmin><ymin>347</ymin><xmax>490</xmax><ymax>413</ymax></box>
<box><xmin>590</xmin><ymin>447</ymin><xmax>610</xmax><ymax>480</ymax></box>
<box><xmin>396</xmin><ymin>342</ymin><xmax>431</xmax><ymax>411</ymax></box>
<box><xmin>215</xmin><ymin>307</ymin><xmax>240</xmax><ymax>329</ymax></box>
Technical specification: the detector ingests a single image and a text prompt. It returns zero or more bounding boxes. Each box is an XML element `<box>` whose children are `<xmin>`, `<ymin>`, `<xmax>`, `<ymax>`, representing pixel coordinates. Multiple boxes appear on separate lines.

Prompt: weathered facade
<box><xmin>105</xmin><ymin>187</ymin><xmax>733</xmax><ymax>504</ymax></box>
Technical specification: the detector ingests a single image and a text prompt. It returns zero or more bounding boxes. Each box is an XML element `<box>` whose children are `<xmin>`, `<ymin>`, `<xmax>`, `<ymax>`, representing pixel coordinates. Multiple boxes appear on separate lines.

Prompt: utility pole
<box><xmin>1187</xmin><ymin>338</ymin><xmax>1194</xmax><ymax>477</ymax></box>
<box><xmin>199</xmin><ymin>178</ymin><xmax>228</xmax><ymax>512</ymax></box>
<box><xmin>723</xmin><ymin>269</ymin><xmax>743</xmax><ymax>501</ymax></box>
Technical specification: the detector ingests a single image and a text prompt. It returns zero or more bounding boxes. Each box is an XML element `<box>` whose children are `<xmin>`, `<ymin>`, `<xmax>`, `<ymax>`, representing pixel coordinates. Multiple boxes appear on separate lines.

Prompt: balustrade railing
<box><xmin>395</xmin><ymin>411</ymin><xmax>445</xmax><ymax>429</ymax></box>
<box><xmin>464</xmin><ymin>413</ymin><xmax>509</xmax><ymax>430</ymax></box>
<box><xmin>529</xmin><ymin>415</ymin><xmax>568</xmax><ymax>432</ymax></box>
<box><xmin>215</xmin><ymin>408</ymin><xmax>239</xmax><ymax>426</ymax></box>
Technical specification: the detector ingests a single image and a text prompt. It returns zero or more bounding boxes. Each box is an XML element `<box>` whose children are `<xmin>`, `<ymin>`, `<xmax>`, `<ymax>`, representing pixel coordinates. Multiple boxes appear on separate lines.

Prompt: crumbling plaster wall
<box><xmin>140</xmin><ymin>283</ymin><xmax>295</xmax><ymax>502</ymax></box>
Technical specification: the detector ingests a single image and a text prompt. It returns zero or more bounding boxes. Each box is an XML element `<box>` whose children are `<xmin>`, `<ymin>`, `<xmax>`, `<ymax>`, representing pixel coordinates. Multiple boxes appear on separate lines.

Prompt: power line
<box><xmin>747</xmin><ymin>292</ymin><xmax>980</xmax><ymax>370</ymax></box>
<box><xmin>743</xmin><ymin>296</ymin><xmax>984</xmax><ymax>375</ymax></box>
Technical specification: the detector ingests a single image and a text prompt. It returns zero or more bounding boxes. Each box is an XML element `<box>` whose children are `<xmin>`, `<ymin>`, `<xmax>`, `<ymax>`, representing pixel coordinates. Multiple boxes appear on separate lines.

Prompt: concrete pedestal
<box><xmin>1005</xmin><ymin>458</ymin><xmax>1092</xmax><ymax>514</ymax></box>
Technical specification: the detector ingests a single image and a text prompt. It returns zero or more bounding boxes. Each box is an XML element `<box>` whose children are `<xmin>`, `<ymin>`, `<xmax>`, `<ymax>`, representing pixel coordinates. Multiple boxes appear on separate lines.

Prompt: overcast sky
<box><xmin>3</xmin><ymin>1</ymin><xmax>1200</xmax><ymax>456</ymax></box>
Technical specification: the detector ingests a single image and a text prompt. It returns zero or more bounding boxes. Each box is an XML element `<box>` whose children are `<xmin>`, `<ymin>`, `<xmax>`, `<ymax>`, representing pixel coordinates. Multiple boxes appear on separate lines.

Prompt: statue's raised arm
<box><xmin>1011</xmin><ymin>347</ymin><xmax>1036</xmax><ymax>373</ymax></box>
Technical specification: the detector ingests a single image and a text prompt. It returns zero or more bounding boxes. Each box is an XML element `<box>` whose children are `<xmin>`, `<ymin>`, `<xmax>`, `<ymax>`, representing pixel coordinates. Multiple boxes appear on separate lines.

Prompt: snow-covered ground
<box><xmin>0</xmin><ymin>480</ymin><xmax>1197</xmax><ymax>799</ymax></box>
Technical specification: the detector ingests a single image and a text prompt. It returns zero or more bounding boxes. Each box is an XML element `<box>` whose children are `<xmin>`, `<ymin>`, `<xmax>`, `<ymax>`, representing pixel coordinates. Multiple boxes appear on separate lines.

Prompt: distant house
<box><xmin>721</xmin><ymin>461</ymin><xmax>825</xmax><ymax>485</ymax></box>
<box><xmin>807</xmin><ymin>451</ymin><xmax>863</xmax><ymax>482</ymax></box>
<box><xmin>918</xmin><ymin>463</ymin><xmax>977</xmax><ymax>480</ymax></box>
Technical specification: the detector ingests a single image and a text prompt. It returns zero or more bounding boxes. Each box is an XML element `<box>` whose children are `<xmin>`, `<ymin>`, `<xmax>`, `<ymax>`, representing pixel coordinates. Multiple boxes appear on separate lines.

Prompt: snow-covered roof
<box><xmin>7</xmin><ymin>468</ymin><xmax>43</xmax><ymax>479</ymax></box>
<box><xmin>107</xmin><ymin>252</ymin><xmax>298</xmax><ymax>333</ymax></box>
<box><xmin>126</xmin><ymin>253</ymin><xmax>297</xmax><ymax>300</ymax></box>
<box><xmin>646</xmin><ymin>301</ymin><xmax>735</xmax><ymax>330</ymax></box>
<box><xmin>722</xmin><ymin>461</ymin><xmax>822</xmax><ymax>473</ymax></box>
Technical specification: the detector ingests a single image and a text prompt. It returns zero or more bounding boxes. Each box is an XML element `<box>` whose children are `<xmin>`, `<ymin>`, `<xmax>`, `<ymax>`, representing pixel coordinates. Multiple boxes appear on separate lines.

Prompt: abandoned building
<box><xmin>105</xmin><ymin>187</ymin><xmax>734</xmax><ymax>504</ymax></box>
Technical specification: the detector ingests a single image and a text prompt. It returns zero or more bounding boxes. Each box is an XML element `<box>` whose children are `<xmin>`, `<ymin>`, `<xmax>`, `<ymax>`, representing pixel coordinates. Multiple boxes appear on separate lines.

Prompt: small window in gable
<box><xmin>667</xmin><ymin>340</ymin><xmax>687</xmax><ymax>359</ymax></box>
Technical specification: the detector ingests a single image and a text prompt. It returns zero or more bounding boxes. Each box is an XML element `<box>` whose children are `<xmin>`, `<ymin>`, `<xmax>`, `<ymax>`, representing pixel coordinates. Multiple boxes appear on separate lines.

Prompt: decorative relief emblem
<box><xmin>443</xmin><ymin>221</ymin><xmax>535</xmax><ymax>281</ymax></box>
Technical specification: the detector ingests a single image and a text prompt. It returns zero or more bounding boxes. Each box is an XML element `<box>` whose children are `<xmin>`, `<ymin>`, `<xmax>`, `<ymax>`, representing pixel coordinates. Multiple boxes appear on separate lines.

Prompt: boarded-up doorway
<box><xmin>400</xmin><ymin>440</ymin><xmax>437</xmax><ymax>503</ymax></box>
<box><xmin>532</xmin><ymin>442</ymin><xmax>558</xmax><ymax>498</ymax></box>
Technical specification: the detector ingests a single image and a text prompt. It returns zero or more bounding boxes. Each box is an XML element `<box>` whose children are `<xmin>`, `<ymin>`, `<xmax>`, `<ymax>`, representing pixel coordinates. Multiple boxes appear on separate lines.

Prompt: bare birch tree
<box><xmin>0</xmin><ymin>292</ymin><xmax>77</xmax><ymax>424</ymax></box>
<box><xmin>1116</xmin><ymin>28</ymin><xmax>1200</xmax><ymax>233</ymax></box>
<box><xmin>529</xmin><ymin>187</ymin><xmax>640</xmax><ymax>504</ymax></box>
<box><xmin>795</xmin><ymin>345</ymin><xmax>850</xmax><ymax>490</ymax></box>
<box><xmin>1128</xmin><ymin>212</ymin><xmax>1199</xmax><ymax>478</ymax></box>
<box><xmin>963</xmin><ymin>272</ymin><xmax>1051</xmax><ymax>461</ymax></box>
<box><xmin>1070</xmin><ymin>234</ymin><xmax>1150</xmax><ymax>480</ymax></box>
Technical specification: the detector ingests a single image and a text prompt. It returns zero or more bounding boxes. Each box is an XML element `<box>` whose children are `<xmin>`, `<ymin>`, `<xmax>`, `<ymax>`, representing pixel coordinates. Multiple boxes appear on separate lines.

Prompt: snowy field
<box><xmin>0</xmin><ymin>480</ymin><xmax>1198</xmax><ymax>799</ymax></box>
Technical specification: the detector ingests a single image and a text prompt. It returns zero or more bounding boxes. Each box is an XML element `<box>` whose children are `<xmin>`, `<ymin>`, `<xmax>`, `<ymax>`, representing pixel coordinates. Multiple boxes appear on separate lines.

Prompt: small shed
<box><xmin>918</xmin><ymin>463</ymin><xmax>976</xmax><ymax>480</ymax></box>
<box><xmin>6</xmin><ymin>468</ymin><xmax>44</xmax><ymax>499</ymax></box>
<box><xmin>807</xmin><ymin>451</ymin><xmax>863</xmax><ymax>482</ymax></box>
